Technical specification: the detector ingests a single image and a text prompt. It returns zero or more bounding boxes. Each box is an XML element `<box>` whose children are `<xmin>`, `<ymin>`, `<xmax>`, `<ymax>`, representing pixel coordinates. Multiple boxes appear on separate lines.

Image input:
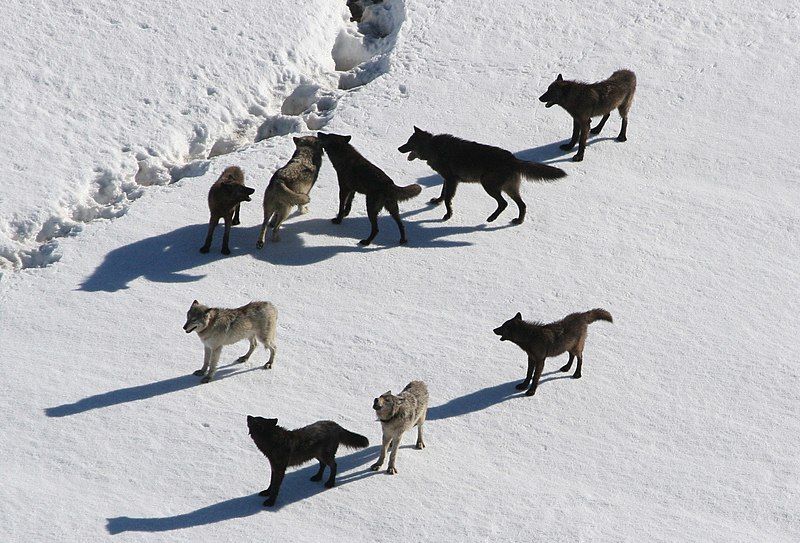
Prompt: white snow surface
<box><xmin>1</xmin><ymin>0</ymin><xmax>799</xmax><ymax>541</ymax></box>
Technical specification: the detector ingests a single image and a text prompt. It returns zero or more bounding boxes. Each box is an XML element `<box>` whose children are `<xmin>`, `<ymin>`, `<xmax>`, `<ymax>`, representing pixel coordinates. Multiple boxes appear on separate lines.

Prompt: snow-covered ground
<box><xmin>1</xmin><ymin>0</ymin><xmax>798</xmax><ymax>541</ymax></box>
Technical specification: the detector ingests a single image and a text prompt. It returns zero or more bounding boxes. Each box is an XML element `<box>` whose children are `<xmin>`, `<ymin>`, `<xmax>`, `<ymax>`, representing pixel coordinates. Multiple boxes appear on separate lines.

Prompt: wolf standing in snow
<box><xmin>371</xmin><ymin>380</ymin><xmax>428</xmax><ymax>475</ymax></box>
<box><xmin>317</xmin><ymin>132</ymin><xmax>422</xmax><ymax>246</ymax></box>
<box><xmin>183</xmin><ymin>300</ymin><xmax>277</xmax><ymax>383</ymax></box>
<box><xmin>493</xmin><ymin>309</ymin><xmax>613</xmax><ymax>396</ymax></box>
<box><xmin>199</xmin><ymin>166</ymin><xmax>256</xmax><ymax>255</ymax></box>
<box><xmin>247</xmin><ymin>415</ymin><xmax>369</xmax><ymax>507</ymax></box>
<box><xmin>397</xmin><ymin>127</ymin><xmax>566</xmax><ymax>223</ymax></box>
<box><xmin>257</xmin><ymin>136</ymin><xmax>324</xmax><ymax>248</ymax></box>
<box><xmin>538</xmin><ymin>70</ymin><xmax>636</xmax><ymax>162</ymax></box>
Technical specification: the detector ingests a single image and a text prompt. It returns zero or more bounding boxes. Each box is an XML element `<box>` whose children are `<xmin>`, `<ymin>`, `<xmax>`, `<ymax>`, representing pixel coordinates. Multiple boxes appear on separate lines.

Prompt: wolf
<box><xmin>199</xmin><ymin>166</ymin><xmax>256</xmax><ymax>255</ymax></box>
<box><xmin>397</xmin><ymin>127</ymin><xmax>566</xmax><ymax>223</ymax></box>
<box><xmin>183</xmin><ymin>300</ymin><xmax>277</xmax><ymax>383</ymax></box>
<box><xmin>493</xmin><ymin>309</ymin><xmax>613</xmax><ymax>396</ymax></box>
<box><xmin>538</xmin><ymin>70</ymin><xmax>636</xmax><ymax>162</ymax></box>
<box><xmin>317</xmin><ymin>132</ymin><xmax>422</xmax><ymax>245</ymax></box>
<box><xmin>247</xmin><ymin>415</ymin><xmax>369</xmax><ymax>507</ymax></box>
<box><xmin>370</xmin><ymin>380</ymin><xmax>428</xmax><ymax>474</ymax></box>
<box><xmin>257</xmin><ymin>136</ymin><xmax>324</xmax><ymax>248</ymax></box>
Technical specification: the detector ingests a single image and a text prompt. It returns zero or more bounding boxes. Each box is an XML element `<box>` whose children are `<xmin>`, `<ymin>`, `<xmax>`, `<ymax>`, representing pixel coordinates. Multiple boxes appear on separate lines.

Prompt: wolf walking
<box><xmin>247</xmin><ymin>416</ymin><xmax>369</xmax><ymax>507</ymax></box>
<box><xmin>493</xmin><ymin>309</ymin><xmax>613</xmax><ymax>396</ymax></box>
<box><xmin>397</xmin><ymin>127</ymin><xmax>566</xmax><ymax>223</ymax></box>
<box><xmin>257</xmin><ymin>136</ymin><xmax>324</xmax><ymax>248</ymax></box>
<box><xmin>318</xmin><ymin>132</ymin><xmax>422</xmax><ymax>245</ymax></box>
<box><xmin>183</xmin><ymin>300</ymin><xmax>277</xmax><ymax>383</ymax></box>
<box><xmin>199</xmin><ymin>166</ymin><xmax>255</xmax><ymax>255</ymax></box>
<box><xmin>538</xmin><ymin>70</ymin><xmax>636</xmax><ymax>162</ymax></box>
<box><xmin>371</xmin><ymin>380</ymin><xmax>428</xmax><ymax>474</ymax></box>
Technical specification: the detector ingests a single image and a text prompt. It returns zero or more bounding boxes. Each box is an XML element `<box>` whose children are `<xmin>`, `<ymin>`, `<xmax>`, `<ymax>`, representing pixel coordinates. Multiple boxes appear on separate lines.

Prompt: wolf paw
<box><xmin>559</xmin><ymin>364</ymin><xmax>571</xmax><ymax>372</ymax></box>
<box><xmin>572</xmin><ymin>373</ymin><xmax>582</xmax><ymax>379</ymax></box>
<box><xmin>358</xmin><ymin>239</ymin><xmax>372</xmax><ymax>246</ymax></box>
<box><xmin>369</xmin><ymin>462</ymin><xmax>382</xmax><ymax>471</ymax></box>
<box><xmin>415</xmin><ymin>442</ymin><xmax>425</xmax><ymax>450</ymax></box>
<box><xmin>399</xmin><ymin>238</ymin><xmax>408</xmax><ymax>245</ymax></box>
<box><xmin>193</xmin><ymin>369</ymin><xmax>206</xmax><ymax>376</ymax></box>
<box><xmin>331</xmin><ymin>217</ymin><xmax>342</xmax><ymax>224</ymax></box>
<box><xmin>441</xmin><ymin>213</ymin><xmax>452</xmax><ymax>221</ymax></box>
<box><xmin>200</xmin><ymin>376</ymin><xmax>212</xmax><ymax>384</ymax></box>
<box><xmin>262</xmin><ymin>363</ymin><xmax>272</xmax><ymax>370</ymax></box>
<box><xmin>263</xmin><ymin>498</ymin><xmax>276</xmax><ymax>507</ymax></box>
<box><xmin>259</xmin><ymin>489</ymin><xmax>272</xmax><ymax>497</ymax></box>
<box><xmin>199</xmin><ymin>246</ymin><xmax>210</xmax><ymax>254</ymax></box>
<box><xmin>525</xmin><ymin>388</ymin><xmax>536</xmax><ymax>396</ymax></box>
<box><xmin>511</xmin><ymin>217</ymin><xmax>524</xmax><ymax>225</ymax></box>
<box><xmin>515</xmin><ymin>382</ymin><xmax>529</xmax><ymax>390</ymax></box>
<box><xmin>256</xmin><ymin>241</ymin><xmax>264</xmax><ymax>249</ymax></box>
<box><xmin>616</xmin><ymin>136</ymin><xmax>627</xmax><ymax>142</ymax></box>
<box><xmin>324</xmin><ymin>481</ymin><xmax>336</xmax><ymax>489</ymax></box>
<box><xmin>221</xmin><ymin>247</ymin><xmax>231</xmax><ymax>255</ymax></box>
<box><xmin>235</xmin><ymin>356</ymin><xmax>249</xmax><ymax>364</ymax></box>
<box><xmin>428</xmin><ymin>197</ymin><xmax>442</xmax><ymax>206</ymax></box>
<box><xmin>232</xmin><ymin>219</ymin><xmax>241</xmax><ymax>226</ymax></box>
<box><xmin>386</xmin><ymin>467</ymin><xmax>398</xmax><ymax>475</ymax></box>
<box><xmin>572</xmin><ymin>154</ymin><xmax>584</xmax><ymax>162</ymax></box>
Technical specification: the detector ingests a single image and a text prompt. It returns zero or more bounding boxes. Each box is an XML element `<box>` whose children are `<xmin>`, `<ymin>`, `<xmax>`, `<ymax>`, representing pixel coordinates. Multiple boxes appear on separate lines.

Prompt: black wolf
<box><xmin>200</xmin><ymin>166</ymin><xmax>255</xmax><ymax>255</ymax></box>
<box><xmin>493</xmin><ymin>309</ymin><xmax>613</xmax><ymax>396</ymax></box>
<box><xmin>318</xmin><ymin>132</ymin><xmax>421</xmax><ymax>245</ymax></box>
<box><xmin>538</xmin><ymin>70</ymin><xmax>636</xmax><ymax>162</ymax></box>
<box><xmin>397</xmin><ymin>127</ymin><xmax>566</xmax><ymax>223</ymax></box>
<box><xmin>247</xmin><ymin>415</ymin><xmax>369</xmax><ymax>507</ymax></box>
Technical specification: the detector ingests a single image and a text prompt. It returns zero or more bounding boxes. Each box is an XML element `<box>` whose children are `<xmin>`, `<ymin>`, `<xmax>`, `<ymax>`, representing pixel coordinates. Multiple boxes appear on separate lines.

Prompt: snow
<box><xmin>1</xmin><ymin>0</ymin><xmax>799</xmax><ymax>541</ymax></box>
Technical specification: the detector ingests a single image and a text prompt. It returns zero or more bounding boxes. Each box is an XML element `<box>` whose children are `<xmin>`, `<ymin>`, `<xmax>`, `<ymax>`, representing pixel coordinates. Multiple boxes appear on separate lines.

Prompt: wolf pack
<box><xmin>183</xmin><ymin>69</ymin><xmax>633</xmax><ymax>507</ymax></box>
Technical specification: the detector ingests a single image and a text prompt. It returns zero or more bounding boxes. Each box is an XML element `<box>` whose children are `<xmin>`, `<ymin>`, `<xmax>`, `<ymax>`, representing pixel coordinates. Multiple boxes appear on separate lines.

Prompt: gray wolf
<box><xmin>370</xmin><ymin>380</ymin><xmax>428</xmax><ymax>474</ymax></box>
<box><xmin>183</xmin><ymin>300</ymin><xmax>277</xmax><ymax>383</ymax></box>
<box><xmin>199</xmin><ymin>166</ymin><xmax>256</xmax><ymax>255</ymax></box>
<box><xmin>493</xmin><ymin>309</ymin><xmax>613</xmax><ymax>396</ymax></box>
<box><xmin>317</xmin><ymin>132</ymin><xmax>422</xmax><ymax>246</ymax></box>
<box><xmin>247</xmin><ymin>415</ymin><xmax>369</xmax><ymax>507</ymax></box>
<box><xmin>538</xmin><ymin>70</ymin><xmax>636</xmax><ymax>162</ymax></box>
<box><xmin>397</xmin><ymin>127</ymin><xmax>566</xmax><ymax>223</ymax></box>
<box><xmin>257</xmin><ymin>136</ymin><xmax>324</xmax><ymax>248</ymax></box>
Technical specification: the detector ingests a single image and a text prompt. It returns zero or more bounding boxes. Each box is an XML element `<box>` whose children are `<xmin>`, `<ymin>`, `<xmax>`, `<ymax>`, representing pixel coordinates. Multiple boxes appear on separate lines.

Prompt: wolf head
<box><xmin>293</xmin><ymin>135</ymin><xmax>323</xmax><ymax>154</ymax></box>
<box><xmin>183</xmin><ymin>300</ymin><xmax>212</xmax><ymax>334</ymax></box>
<box><xmin>373</xmin><ymin>391</ymin><xmax>400</xmax><ymax>421</ymax></box>
<box><xmin>538</xmin><ymin>74</ymin><xmax>567</xmax><ymax>108</ymax></box>
<box><xmin>247</xmin><ymin>415</ymin><xmax>279</xmax><ymax>437</ymax></box>
<box><xmin>493</xmin><ymin>312</ymin><xmax>524</xmax><ymax>342</ymax></box>
<box><xmin>316</xmin><ymin>132</ymin><xmax>351</xmax><ymax>152</ymax></box>
<box><xmin>397</xmin><ymin>126</ymin><xmax>433</xmax><ymax>161</ymax></box>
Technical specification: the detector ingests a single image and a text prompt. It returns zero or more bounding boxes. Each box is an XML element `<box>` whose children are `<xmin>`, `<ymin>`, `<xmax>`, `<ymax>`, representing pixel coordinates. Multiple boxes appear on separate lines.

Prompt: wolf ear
<box><xmin>266</xmin><ymin>418</ymin><xmax>278</xmax><ymax>426</ymax></box>
<box><xmin>192</xmin><ymin>300</ymin><xmax>199</xmax><ymax>306</ymax></box>
<box><xmin>514</xmin><ymin>312</ymin><xmax>522</xmax><ymax>320</ymax></box>
<box><xmin>293</xmin><ymin>136</ymin><xmax>301</xmax><ymax>145</ymax></box>
<box><xmin>343</xmin><ymin>135</ymin><xmax>352</xmax><ymax>143</ymax></box>
<box><xmin>247</xmin><ymin>415</ymin><xmax>253</xmax><ymax>422</ymax></box>
<box><xmin>383</xmin><ymin>390</ymin><xmax>392</xmax><ymax>396</ymax></box>
<box><xmin>556</xmin><ymin>74</ymin><xmax>563</xmax><ymax>81</ymax></box>
<box><xmin>413</xmin><ymin>125</ymin><xmax>421</xmax><ymax>133</ymax></box>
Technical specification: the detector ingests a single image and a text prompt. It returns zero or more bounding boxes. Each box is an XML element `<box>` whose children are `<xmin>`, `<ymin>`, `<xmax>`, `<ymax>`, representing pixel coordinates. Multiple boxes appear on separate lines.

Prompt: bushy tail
<box><xmin>516</xmin><ymin>160</ymin><xmax>566</xmax><ymax>182</ymax></box>
<box><xmin>586</xmin><ymin>308</ymin><xmax>613</xmax><ymax>324</ymax></box>
<box><xmin>339</xmin><ymin>428</ymin><xmax>369</xmax><ymax>449</ymax></box>
<box><xmin>276</xmin><ymin>182</ymin><xmax>311</xmax><ymax>205</ymax></box>
<box><xmin>393</xmin><ymin>183</ymin><xmax>423</xmax><ymax>202</ymax></box>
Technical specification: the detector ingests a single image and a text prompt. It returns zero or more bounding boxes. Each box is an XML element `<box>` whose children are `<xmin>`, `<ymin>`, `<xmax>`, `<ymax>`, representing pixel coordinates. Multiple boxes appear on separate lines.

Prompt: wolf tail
<box><xmin>516</xmin><ymin>160</ymin><xmax>566</xmax><ymax>182</ymax></box>
<box><xmin>339</xmin><ymin>428</ymin><xmax>369</xmax><ymax>449</ymax></box>
<box><xmin>393</xmin><ymin>183</ymin><xmax>423</xmax><ymax>202</ymax></box>
<box><xmin>586</xmin><ymin>308</ymin><xmax>613</xmax><ymax>324</ymax></box>
<box><xmin>276</xmin><ymin>182</ymin><xmax>311</xmax><ymax>205</ymax></box>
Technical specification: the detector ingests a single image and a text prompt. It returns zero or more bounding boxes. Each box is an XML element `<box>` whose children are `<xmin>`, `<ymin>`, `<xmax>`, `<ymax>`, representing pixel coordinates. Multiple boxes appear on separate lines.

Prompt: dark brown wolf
<box><xmin>257</xmin><ymin>136</ymin><xmax>323</xmax><ymax>248</ymax></box>
<box><xmin>538</xmin><ymin>70</ymin><xmax>636</xmax><ymax>162</ymax></box>
<box><xmin>317</xmin><ymin>132</ymin><xmax>422</xmax><ymax>245</ymax></box>
<box><xmin>493</xmin><ymin>309</ymin><xmax>613</xmax><ymax>396</ymax></box>
<box><xmin>397</xmin><ymin>127</ymin><xmax>566</xmax><ymax>223</ymax></box>
<box><xmin>199</xmin><ymin>166</ymin><xmax>255</xmax><ymax>255</ymax></box>
<box><xmin>247</xmin><ymin>415</ymin><xmax>369</xmax><ymax>507</ymax></box>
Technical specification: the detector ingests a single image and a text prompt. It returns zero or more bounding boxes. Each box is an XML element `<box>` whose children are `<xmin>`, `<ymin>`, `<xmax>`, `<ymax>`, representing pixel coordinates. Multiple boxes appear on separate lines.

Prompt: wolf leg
<box><xmin>324</xmin><ymin>456</ymin><xmax>338</xmax><ymax>488</ymax></box>
<box><xmin>359</xmin><ymin>195</ymin><xmax>380</xmax><ymax>246</ymax></box>
<box><xmin>200</xmin><ymin>216</ymin><xmax>220</xmax><ymax>253</ymax></box>
<box><xmin>415</xmin><ymin>420</ymin><xmax>426</xmax><ymax>449</ymax></box>
<box><xmin>560</xmin><ymin>353</ymin><xmax>575</xmax><ymax>372</ymax></box>
<box><xmin>263</xmin><ymin>341</ymin><xmax>276</xmax><ymax>369</ymax></box>
<box><xmin>516</xmin><ymin>355</ymin><xmax>536</xmax><ymax>390</ymax></box>
<box><xmin>573</xmin><ymin>119</ymin><xmax>590</xmax><ymax>162</ymax></box>
<box><xmin>573</xmin><ymin>354</ymin><xmax>583</xmax><ymax>379</ymax></box>
<box><xmin>386</xmin><ymin>437</ymin><xmax>401</xmax><ymax>474</ymax></box>
<box><xmin>525</xmin><ymin>358</ymin><xmax>546</xmax><ymax>396</ymax></box>
<box><xmin>194</xmin><ymin>346</ymin><xmax>212</xmax><ymax>376</ymax></box>
<box><xmin>232</xmin><ymin>203</ymin><xmax>241</xmax><ymax>226</ymax></box>
<box><xmin>298</xmin><ymin>203</ymin><xmax>310</xmax><ymax>215</ymax></box>
<box><xmin>442</xmin><ymin>178</ymin><xmax>459</xmax><ymax>221</ymax></box>
<box><xmin>271</xmin><ymin>208</ymin><xmax>291</xmax><ymax>242</ymax></box>
<box><xmin>370</xmin><ymin>434</ymin><xmax>391</xmax><ymax>471</ymax></box>
<box><xmin>257</xmin><ymin>213</ymin><xmax>271</xmax><ymax>249</ymax></box>
<box><xmin>483</xmin><ymin>179</ymin><xmax>508</xmax><ymax>223</ymax></box>
<box><xmin>617</xmin><ymin>116</ymin><xmax>628</xmax><ymax>142</ymax></box>
<box><xmin>263</xmin><ymin>465</ymin><xmax>286</xmax><ymax>506</ymax></box>
<box><xmin>220</xmin><ymin>215</ymin><xmax>233</xmax><ymax>255</ymax></box>
<box><xmin>201</xmin><ymin>347</ymin><xmax>222</xmax><ymax>383</ymax></box>
<box><xmin>236</xmin><ymin>338</ymin><xmax>257</xmax><ymax>364</ymax></box>
<box><xmin>332</xmin><ymin>188</ymin><xmax>353</xmax><ymax>224</ymax></box>
<box><xmin>310</xmin><ymin>460</ymin><xmax>325</xmax><ymax>482</ymax></box>
<box><xmin>561</xmin><ymin>120</ymin><xmax>579</xmax><ymax>151</ymax></box>
<box><xmin>590</xmin><ymin>114</ymin><xmax>610</xmax><ymax>135</ymax></box>
<box><xmin>385</xmin><ymin>199</ymin><xmax>407</xmax><ymax>244</ymax></box>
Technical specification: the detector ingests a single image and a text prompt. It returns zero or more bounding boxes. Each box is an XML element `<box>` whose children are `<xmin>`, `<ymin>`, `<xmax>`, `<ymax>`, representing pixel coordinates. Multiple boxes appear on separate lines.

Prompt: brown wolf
<box><xmin>493</xmin><ymin>309</ymin><xmax>613</xmax><ymax>396</ymax></box>
<box><xmin>247</xmin><ymin>415</ymin><xmax>369</xmax><ymax>507</ymax></box>
<box><xmin>397</xmin><ymin>127</ymin><xmax>566</xmax><ymax>223</ymax></box>
<box><xmin>257</xmin><ymin>136</ymin><xmax>323</xmax><ymax>248</ymax></box>
<box><xmin>318</xmin><ymin>132</ymin><xmax>422</xmax><ymax>245</ymax></box>
<box><xmin>199</xmin><ymin>166</ymin><xmax>255</xmax><ymax>255</ymax></box>
<box><xmin>538</xmin><ymin>70</ymin><xmax>636</xmax><ymax>162</ymax></box>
